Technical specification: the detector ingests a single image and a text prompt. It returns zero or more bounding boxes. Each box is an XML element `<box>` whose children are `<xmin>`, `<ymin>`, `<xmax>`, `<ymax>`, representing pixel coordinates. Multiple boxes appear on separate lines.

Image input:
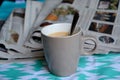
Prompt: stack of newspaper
<box><xmin>0</xmin><ymin>1</ymin><xmax>44</xmax><ymax>59</ymax></box>
<box><xmin>0</xmin><ymin>0</ymin><xmax>120</xmax><ymax>59</ymax></box>
<box><xmin>78</xmin><ymin>0</ymin><xmax>120</xmax><ymax>55</ymax></box>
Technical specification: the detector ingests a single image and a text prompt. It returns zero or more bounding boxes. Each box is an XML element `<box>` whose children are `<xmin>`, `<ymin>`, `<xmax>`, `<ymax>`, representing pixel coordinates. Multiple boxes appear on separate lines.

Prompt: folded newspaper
<box><xmin>0</xmin><ymin>0</ymin><xmax>120</xmax><ymax>59</ymax></box>
<box><xmin>79</xmin><ymin>0</ymin><xmax>120</xmax><ymax>55</ymax></box>
<box><xmin>0</xmin><ymin>1</ymin><xmax>44</xmax><ymax>59</ymax></box>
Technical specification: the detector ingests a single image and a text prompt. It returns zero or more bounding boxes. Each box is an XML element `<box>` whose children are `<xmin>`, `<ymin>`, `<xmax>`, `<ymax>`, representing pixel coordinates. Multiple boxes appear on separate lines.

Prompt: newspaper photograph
<box><xmin>0</xmin><ymin>8</ymin><xmax>25</xmax><ymax>45</ymax></box>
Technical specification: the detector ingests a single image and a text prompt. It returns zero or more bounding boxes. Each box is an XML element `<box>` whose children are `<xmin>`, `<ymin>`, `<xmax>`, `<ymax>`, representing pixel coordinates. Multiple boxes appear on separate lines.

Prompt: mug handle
<box><xmin>80</xmin><ymin>36</ymin><xmax>113</xmax><ymax>55</ymax></box>
<box><xmin>80</xmin><ymin>36</ymin><xmax>97</xmax><ymax>55</ymax></box>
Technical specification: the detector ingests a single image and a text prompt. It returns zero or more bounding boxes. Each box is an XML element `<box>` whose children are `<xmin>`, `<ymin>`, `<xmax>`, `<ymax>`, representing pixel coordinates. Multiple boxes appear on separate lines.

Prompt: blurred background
<box><xmin>0</xmin><ymin>0</ymin><xmax>45</xmax><ymax>30</ymax></box>
<box><xmin>0</xmin><ymin>0</ymin><xmax>45</xmax><ymax>20</ymax></box>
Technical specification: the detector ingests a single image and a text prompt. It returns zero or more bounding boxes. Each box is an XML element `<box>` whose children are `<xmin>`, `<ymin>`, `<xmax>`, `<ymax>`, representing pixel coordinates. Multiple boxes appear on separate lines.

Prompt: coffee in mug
<box><xmin>48</xmin><ymin>32</ymin><xmax>69</xmax><ymax>37</ymax></box>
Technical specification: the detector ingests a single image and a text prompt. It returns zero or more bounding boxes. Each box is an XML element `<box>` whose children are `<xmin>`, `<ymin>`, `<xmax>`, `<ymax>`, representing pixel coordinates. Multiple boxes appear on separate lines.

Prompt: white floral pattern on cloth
<box><xmin>0</xmin><ymin>53</ymin><xmax>120</xmax><ymax>80</ymax></box>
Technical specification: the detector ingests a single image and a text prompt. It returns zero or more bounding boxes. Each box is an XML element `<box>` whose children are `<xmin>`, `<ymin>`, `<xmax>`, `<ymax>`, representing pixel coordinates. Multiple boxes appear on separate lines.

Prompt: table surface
<box><xmin>0</xmin><ymin>1</ymin><xmax>120</xmax><ymax>80</ymax></box>
<box><xmin>0</xmin><ymin>53</ymin><xmax>120</xmax><ymax>80</ymax></box>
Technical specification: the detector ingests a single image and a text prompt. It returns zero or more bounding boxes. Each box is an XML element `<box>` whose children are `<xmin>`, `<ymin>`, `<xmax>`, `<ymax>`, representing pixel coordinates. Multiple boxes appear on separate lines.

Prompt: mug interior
<box><xmin>41</xmin><ymin>23</ymin><xmax>71</xmax><ymax>36</ymax></box>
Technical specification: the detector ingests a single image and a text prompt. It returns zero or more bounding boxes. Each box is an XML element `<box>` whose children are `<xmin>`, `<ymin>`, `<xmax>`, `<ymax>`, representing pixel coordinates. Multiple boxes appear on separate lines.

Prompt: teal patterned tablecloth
<box><xmin>0</xmin><ymin>53</ymin><xmax>120</xmax><ymax>80</ymax></box>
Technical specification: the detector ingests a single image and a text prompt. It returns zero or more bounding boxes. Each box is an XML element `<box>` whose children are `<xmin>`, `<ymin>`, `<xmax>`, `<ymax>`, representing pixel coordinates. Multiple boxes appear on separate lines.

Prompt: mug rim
<box><xmin>41</xmin><ymin>23</ymin><xmax>81</xmax><ymax>39</ymax></box>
